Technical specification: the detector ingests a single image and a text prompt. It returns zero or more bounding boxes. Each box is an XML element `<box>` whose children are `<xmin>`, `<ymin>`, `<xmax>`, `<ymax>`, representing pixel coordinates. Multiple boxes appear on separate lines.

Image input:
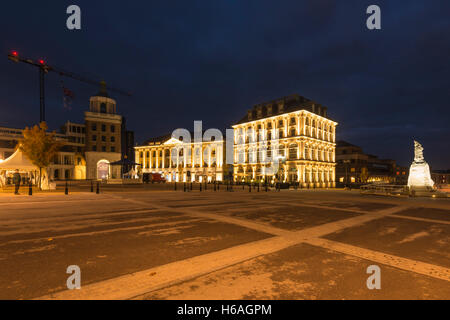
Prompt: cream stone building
<box><xmin>233</xmin><ymin>94</ymin><xmax>337</xmax><ymax>187</ymax></box>
<box><xmin>135</xmin><ymin>134</ymin><xmax>226</xmax><ymax>182</ymax></box>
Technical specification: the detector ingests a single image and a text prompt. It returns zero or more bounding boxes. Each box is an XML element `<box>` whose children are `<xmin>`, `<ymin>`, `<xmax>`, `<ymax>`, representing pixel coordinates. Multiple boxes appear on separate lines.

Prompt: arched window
<box><xmin>100</xmin><ymin>103</ymin><xmax>107</xmax><ymax>113</ymax></box>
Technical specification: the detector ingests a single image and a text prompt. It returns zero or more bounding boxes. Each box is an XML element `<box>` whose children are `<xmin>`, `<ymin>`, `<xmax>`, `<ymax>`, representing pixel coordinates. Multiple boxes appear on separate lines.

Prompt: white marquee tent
<box><xmin>0</xmin><ymin>148</ymin><xmax>38</xmax><ymax>171</ymax></box>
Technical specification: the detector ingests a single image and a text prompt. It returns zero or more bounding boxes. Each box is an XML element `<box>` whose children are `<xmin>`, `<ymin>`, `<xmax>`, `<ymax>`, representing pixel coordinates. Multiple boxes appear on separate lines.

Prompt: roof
<box><xmin>0</xmin><ymin>148</ymin><xmax>38</xmax><ymax>171</ymax></box>
<box><xmin>141</xmin><ymin>130</ymin><xmax>225</xmax><ymax>146</ymax></box>
<box><xmin>336</xmin><ymin>140</ymin><xmax>360</xmax><ymax>148</ymax></box>
<box><xmin>234</xmin><ymin>94</ymin><xmax>331</xmax><ymax>125</ymax></box>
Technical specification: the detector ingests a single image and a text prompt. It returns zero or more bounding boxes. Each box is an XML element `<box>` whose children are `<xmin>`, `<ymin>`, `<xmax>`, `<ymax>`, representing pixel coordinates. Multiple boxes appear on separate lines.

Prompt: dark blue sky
<box><xmin>1</xmin><ymin>1</ymin><xmax>449</xmax><ymax>168</ymax></box>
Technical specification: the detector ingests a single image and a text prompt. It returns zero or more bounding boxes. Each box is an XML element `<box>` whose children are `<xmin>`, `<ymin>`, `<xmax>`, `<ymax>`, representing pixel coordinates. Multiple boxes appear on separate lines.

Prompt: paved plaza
<box><xmin>0</xmin><ymin>185</ymin><xmax>449</xmax><ymax>299</ymax></box>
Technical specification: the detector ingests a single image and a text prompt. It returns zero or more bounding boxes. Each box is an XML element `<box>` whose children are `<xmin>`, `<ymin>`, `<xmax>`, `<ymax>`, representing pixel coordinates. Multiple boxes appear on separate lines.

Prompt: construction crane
<box><xmin>7</xmin><ymin>50</ymin><xmax>131</xmax><ymax>123</ymax></box>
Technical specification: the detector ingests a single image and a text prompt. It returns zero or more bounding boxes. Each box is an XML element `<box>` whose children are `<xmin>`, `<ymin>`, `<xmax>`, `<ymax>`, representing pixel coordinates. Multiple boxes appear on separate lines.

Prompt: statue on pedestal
<box><xmin>407</xmin><ymin>140</ymin><xmax>434</xmax><ymax>189</ymax></box>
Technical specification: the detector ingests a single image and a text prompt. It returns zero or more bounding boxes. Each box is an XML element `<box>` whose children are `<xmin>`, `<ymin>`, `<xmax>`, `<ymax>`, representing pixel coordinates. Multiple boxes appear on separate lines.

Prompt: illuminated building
<box><xmin>232</xmin><ymin>94</ymin><xmax>337</xmax><ymax>187</ymax></box>
<box><xmin>135</xmin><ymin>134</ymin><xmax>226</xmax><ymax>182</ymax></box>
<box><xmin>336</xmin><ymin>141</ymin><xmax>398</xmax><ymax>186</ymax></box>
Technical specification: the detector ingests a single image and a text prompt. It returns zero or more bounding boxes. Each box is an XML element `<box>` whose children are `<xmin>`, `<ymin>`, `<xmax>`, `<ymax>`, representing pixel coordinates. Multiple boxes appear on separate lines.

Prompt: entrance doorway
<box><xmin>97</xmin><ymin>160</ymin><xmax>109</xmax><ymax>180</ymax></box>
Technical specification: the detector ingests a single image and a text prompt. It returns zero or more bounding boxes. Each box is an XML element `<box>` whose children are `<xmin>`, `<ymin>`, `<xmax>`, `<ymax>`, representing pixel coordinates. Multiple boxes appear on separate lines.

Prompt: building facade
<box><xmin>0</xmin><ymin>84</ymin><xmax>134</xmax><ymax>181</ymax></box>
<box><xmin>135</xmin><ymin>134</ymin><xmax>226</xmax><ymax>182</ymax></box>
<box><xmin>335</xmin><ymin>140</ymin><xmax>404</xmax><ymax>186</ymax></box>
<box><xmin>232</xmin><ymin>94</ymin><xmax>337</xmax><ymax>187</ymax></box>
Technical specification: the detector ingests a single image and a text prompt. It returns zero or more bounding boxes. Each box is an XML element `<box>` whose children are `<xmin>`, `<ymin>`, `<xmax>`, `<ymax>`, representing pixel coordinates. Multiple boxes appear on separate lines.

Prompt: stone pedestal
<box><xmin>407</xmin><ymin>162</ymin><xmax>434</xmax><ymax>189</ymax></box>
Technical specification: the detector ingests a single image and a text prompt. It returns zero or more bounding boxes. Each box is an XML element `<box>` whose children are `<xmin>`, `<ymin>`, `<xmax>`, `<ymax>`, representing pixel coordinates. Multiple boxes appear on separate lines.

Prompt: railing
<box><xmin>360</xmin><ymin>184</ymin><xmax>409</xmax><ymax>195</ymax></box>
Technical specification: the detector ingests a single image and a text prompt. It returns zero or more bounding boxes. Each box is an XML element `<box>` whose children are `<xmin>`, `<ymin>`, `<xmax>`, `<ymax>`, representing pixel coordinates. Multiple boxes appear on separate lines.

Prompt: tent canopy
<box><xmin>0</xmin><ymin>148</ymin><xmax>38</xmax><ymax>171</ymax></box>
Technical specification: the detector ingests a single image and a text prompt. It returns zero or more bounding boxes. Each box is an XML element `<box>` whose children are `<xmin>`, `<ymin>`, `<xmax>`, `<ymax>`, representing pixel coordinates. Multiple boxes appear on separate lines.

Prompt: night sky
<box><xmin>1</xmin><ymin>1</ymin><xmax>449</xmax><ymax>169</ymax></box>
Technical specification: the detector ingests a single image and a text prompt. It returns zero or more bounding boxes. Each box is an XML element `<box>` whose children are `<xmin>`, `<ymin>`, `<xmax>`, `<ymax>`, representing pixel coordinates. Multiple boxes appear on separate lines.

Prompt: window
<box><xmin>111</xmin><ymin>125</ymin><xmax>115</xmax><ymax>133</ymax></box>
<box><xmin>102</xmin><ymin>146</ymin><xmax>106</xmax><ymax>152</ymax></box>
<box><xmin>111</xmin><ymin>147</ymin><xmax>115</xmax><ymax>152</ymax></box>
<box><xmin>102</xmin><ymin>124</ymin><xmax>106</xmax><ymax>132</ymax></box>
<box><xmin>278</xmin><ymin>129</ymin><xmax>283</xmax><ymax>138</ymax></box>
<box><xmin>92</xmin><ymin>124</ymin><xmax>97</xmax><ymax>131</ymax></box>
<box><xmin>92</xmin><ymin>146</ymin><xmax>97</xmax><ymax>151</ymax></box>
<box><xmin>100</xmin><ymin>103</ymin><xmax>106</xmax><ymax>113</ymax></box>
<box><xmin>111</xmin><ymin>136</ymin><xmax>115</xmax><ymax>142</ymax></box>
<box><xmin>102</xmin><ymin>136</ymin><xmax>106</xmax><ymax>142</ymax></box>
<box><xmin>92</xmin><ymin>135</ymin><xmax>97</xmax><ymax>141</ymax></box>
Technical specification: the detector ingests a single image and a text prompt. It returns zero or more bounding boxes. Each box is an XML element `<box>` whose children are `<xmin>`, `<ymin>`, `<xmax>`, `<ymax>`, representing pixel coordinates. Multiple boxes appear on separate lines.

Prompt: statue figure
<box><xmin>413</xmin><ymin>140</ymin><xmax>425</xmax><ymax>163</ymax></box>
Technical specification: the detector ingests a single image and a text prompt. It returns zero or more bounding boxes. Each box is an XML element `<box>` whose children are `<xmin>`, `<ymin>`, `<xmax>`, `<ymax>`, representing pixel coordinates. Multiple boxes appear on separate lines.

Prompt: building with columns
<box><xmin>135</xmin><ymin>133</ymin><xmax>226</xmax><ymax>183</ymax></box>
<box><xmin>232</xmin><ymin>94</ymin><xmax>337</xmax><ymax>187</ymax></box>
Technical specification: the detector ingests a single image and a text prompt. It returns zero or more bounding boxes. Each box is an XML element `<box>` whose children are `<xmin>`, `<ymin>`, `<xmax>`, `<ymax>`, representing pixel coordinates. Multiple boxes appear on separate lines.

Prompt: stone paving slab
<box><xmin>324</xmin><ymin>216</ymin><xmax>450</xmax><ymax>269</ymax></box>
<box><xmin>394</xmin><ymin>207</ymin><xmax>450</xmax><ymax>222</ymax></box>
<box><xmin>226</xmin><ymin>206</ymin><xmax>361</xmax><ymax>231</ymax></box>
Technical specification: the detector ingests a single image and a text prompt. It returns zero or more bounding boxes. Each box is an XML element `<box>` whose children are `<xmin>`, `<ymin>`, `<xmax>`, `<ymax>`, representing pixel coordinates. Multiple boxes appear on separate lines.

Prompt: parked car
<box><xmin>143</xmin><ymin>173</ymin><xmax>166</xmax><ymax>183</ymax></box>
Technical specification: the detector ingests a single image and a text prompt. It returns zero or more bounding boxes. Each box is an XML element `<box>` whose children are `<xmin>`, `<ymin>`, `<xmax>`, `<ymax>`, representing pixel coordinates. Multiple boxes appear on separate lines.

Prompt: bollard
<box><xmin>190</xmin><ymin>182</ymin><xmax>193</xmax><ymax>191</ymax></box>
<box><xmin>217</xmin><ymin>183</ymin><xmax>219</xmax><ymax>191</ymax></box>
<box><xmin>257</xmin><ymin>183</ymin><xmax>260</xmax><ymax>192</ymax></box>
<box><xmin>175</xmin><ymin>182</ymin><xmax>177</xmax><ymax>191</ymax></box>
<box><xmin>249</xmin><ymin>184</ymin><xmax>252</xmax><ymax>192</ymax></box>
<box><xmin>90</xmin><ymin>180</ymin><xmax>94</xmax><ymax>192</ymax></box>
<box><xmin>96</xmin><ymin>181</ymin><xmax>100</xmax><ymax>194</ymax></box>
<box><xmin>214</xmin><ymin>181</ymin><xmax>216</xmax><ymax>192</ymax></box>
<box><xmin>29</xmin><ymin>182</ymin><xmax>32</xmax><ymax>196</ymax></box>
<box><xmin>243</xmin><ymin>184</ymin><xmax>245</xmax><ymax>190</ymax></box>
<box><xmin>265</xmin><ymin>183</ymin><xmax>268</xmax><ymax>192</ymax></box>
<box><xmin>184</xmin><ymin>183</ymin><xmax>186</xmax><ymax>192</ymax></box>
<box><xmin>205</xmin><ymin>181</ymin><xmax>207</xmax><ymax>191</ymax></box>
<box><xmin>65</xmin><ymin>181</ymin><xmax>69</xmax><ymax>195</ymax></box>
<box><xmin>200</xmin><ymin>182</ymin><xmax>202</xmax><ymax>192</ymax></box>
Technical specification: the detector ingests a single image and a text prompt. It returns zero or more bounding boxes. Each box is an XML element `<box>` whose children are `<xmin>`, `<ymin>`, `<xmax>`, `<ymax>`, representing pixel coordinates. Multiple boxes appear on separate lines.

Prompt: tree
<box><xmin>360</xmin><ymin>167</ymin><xmax>369</xmax><ymax>183</ymax></box>
<box><xmin>19</xmin><ymin>122</ymin><xmax>61</xmax><ymax>189</ymax></box>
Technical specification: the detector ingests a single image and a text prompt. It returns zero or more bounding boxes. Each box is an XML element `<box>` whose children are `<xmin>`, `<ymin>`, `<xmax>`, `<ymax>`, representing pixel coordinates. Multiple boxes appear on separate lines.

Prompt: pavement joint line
<box><xmin>36</xmin><ymin>203</ymin><xmax>411</xmax><ymax>300</ymax></box>
<box><xmin>389</xmin><ymin>214</ymin><xmax>450</xmax><ymax>225</ymax></box>
<box><xmin>304</xmin><ymin>238</ymin><xmax>450</xmax><ymax>283</ymax></box>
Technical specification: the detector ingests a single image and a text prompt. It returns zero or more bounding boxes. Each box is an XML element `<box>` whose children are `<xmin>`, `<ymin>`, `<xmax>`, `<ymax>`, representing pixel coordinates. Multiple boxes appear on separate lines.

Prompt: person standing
<box><xmin>13</xmin><ymin>170</ymin><xmax>21</xmax><ymax>195</ymax></box>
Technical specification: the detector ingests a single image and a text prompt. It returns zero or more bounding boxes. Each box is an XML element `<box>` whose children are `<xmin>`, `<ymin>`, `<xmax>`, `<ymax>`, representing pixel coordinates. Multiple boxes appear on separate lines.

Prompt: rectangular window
<box><xmin>102</xmin><ymin>146</ymin><xmax>106</xmax><ymax>152</ymax></box>
<box><xmin>102</xmin><ymin>124</ymin><xmax>106</xmax><ymax>132</ymax></box>
<box><xmin>102</xmin><ymin>136</ymin><xmax>106</xmax><ymax>142</ymax></box>
<box><xmin>111</xmin><ymin>136</ymin><xmax>115</xmax><ymax>142</ymax></box>
<box><xmin>111</xmin><ymin>146</ymin><xmax>115</xmax><ymax>152</ymax></box>
<box><xmin>92</xmin><ymin>135</ymin><xmax>97</xmax><ymax>141</ymax></box>
<box><xmin>111</xmin><ymin>125</ymin><xmax>115</xmax><ymax>133</ymax></box>
<box><xmin>92</xmin><ymin>146</ymin><xmax>97</xmax><ymax>151</ymax></box>
<box><xmin>92</xmin><ymin>124</ymin><xmax>97</xmax><ymax>131</ymax></box>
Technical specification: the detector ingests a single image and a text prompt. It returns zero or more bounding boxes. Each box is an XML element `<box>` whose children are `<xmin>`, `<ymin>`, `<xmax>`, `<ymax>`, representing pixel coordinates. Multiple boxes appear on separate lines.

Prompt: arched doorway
<box><xmin>97</xmin><ymin>160</ymin><xmax>109</xmax><ymax>180</ymax></box>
